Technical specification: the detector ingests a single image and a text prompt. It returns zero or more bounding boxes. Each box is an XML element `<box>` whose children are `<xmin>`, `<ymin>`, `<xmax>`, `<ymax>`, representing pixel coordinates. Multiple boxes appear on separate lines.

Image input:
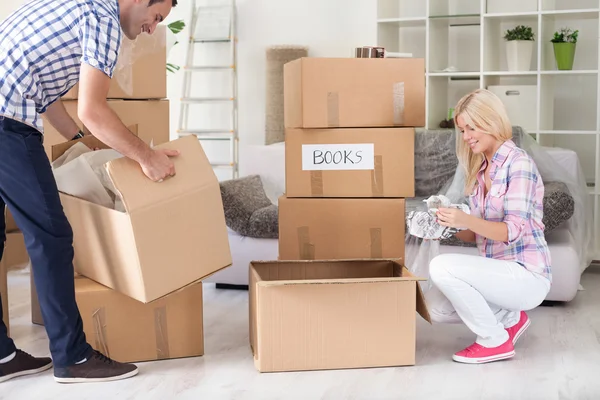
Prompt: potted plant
<box><xmin>166</xmin><ymin>19</ymin><xmax>186</xmax><ymax>73</ymax></box>
<box><xmin>551</xmin><ymin>27</ymin><xmax>578</xmax><ymax>70</ymax></box>
<box><xmin>503</xmin><ymin>25</ymin><xmax>535</xmax><ymax>71</ymax></box>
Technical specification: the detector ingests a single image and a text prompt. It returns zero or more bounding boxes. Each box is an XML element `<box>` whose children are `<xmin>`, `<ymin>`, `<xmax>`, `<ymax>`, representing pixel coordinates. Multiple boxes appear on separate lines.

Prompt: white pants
<box><xmin>427</xmin><ymin>253</ymin><xmax>551</xmax><ymax>348</ymax></box>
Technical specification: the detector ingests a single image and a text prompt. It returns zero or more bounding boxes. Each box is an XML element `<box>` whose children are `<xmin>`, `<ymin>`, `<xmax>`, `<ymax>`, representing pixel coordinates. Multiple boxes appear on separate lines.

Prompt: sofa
<box><xmin>206</xmin><ymin>127</ymin><xmax>585</xmax><ymax>302</ymax></box>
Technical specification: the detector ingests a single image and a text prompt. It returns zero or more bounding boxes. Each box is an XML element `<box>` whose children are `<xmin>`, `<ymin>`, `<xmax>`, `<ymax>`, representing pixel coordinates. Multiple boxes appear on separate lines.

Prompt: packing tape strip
<box><xmin>370</xmin><ymin>228</ymin><xmax>383</xmax><ymax>258</ymax></box>
<box><xmin>297</xmin><ymin>226</ymin><xmax>315</xmax><ymax>260</ymax></box>
<box><xmin>393</xmin><ymin>82</ymin><xmax>405</xmax><ymax>125</ymax></box>
<box><xmin>154</xmin><ymin>306</ymin><xmax>170</xmax><ymax>360</ymax></box>
<box><xmin>92</xmin><ymin>307</ymin><xmax>110</xmax><ymax>359</ymax></box>
<box><xmin>327</xmin><ymin>92</ymin><xmax>340</xmax><ymax>127</ymax></box>
<box><xmin>371</xmin><ymin>155</ymin><xmax>384</xmax><ymax>196</ymax></box>
<box><xmin>310</xmin><ymin>170</ymin><xmax>324</xmax><ymax>196</ymax></box>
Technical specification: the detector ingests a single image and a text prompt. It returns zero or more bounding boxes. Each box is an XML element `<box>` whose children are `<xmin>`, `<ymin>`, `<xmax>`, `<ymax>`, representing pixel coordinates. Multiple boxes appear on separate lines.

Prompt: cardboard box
<box><xmin>62</xmin><ymin>25</ymin><xmax>167</xmax><ymax>100</ymax></box>
<box><xmin>285</xmin><ymin>127</ymin><xmax>415</xmax><ymax>198</ymax></box>
<box><xmin>52</xmin><ymin>135</ymin><xmax>232</xmax><ymax>303</ymax></box>
<box><xmin>278</xmin><ymin>196</ymin><xmax>405</xmax><ymax>261</ymax></box>
<box><xmin>249</xmin><ymin>259</ymin><xmax>431</xmax><ymax>372</ymax></box>
<box><xmin>0</xmin><ymin>257</ymin><xmax>8</xmax><ymax>335</ymax></box>
<box><xmin>42</xmin><ymin>99</ymin><xmax>170</xmax><ymax>159</ymax></box>
<box><xmin>284</xmin><ymin>57</ymin><xmax>425</xmax><ymax>129</ymax></box>
<box><xmin>4</xmin><ymin>232</ymin><xmax>29</xmax><ymax>270</ymax></box>
<box><xmin>76</xmin><ymin>276</ymin><xmax>203</xmax><ymax>363</ymax></box>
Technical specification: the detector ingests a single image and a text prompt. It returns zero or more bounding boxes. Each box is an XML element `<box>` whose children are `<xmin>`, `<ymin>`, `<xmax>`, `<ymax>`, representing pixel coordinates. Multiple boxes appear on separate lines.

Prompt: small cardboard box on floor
<box><xmin>41</xmin><ymin>99</ymin><xmax>170</xmax><ymax>159</ymax></box>
<box><xmin>285</xmin><ymin>127</ymin><xmax>415</xmax><ymax>198</ymax></box>
<box><xmin>249</xmin><ymin>259</ymin><xmax>431</xmax><ymax>372</ymax></box>
<box><xmin>50</xmin><ymin>135</ymin><xmax>232</xmax><ymax>303</ymax></box>
<box><xmin>62</xmin><ymin>25</ymin><xmax>167</xmax><ymax>100</ymax></box>
<box><xmin>278</xmin><ymin>196</ymin><xmax>405</xmax><ymax>261</ymax></box>
<box><xmin>31</xmin><ymin>274</ymin><xmax>204</xmax><ymax>363</ymax></box>
<box><xmin>284</xmin><ymin>57</ymin><xmax>425</xmax><ymax>129</ymax></box>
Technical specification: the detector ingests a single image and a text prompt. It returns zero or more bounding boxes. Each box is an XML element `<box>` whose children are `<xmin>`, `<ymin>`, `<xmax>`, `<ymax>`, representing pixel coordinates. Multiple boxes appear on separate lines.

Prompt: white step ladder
<box><xmin>177</xmin><ymin>0</ymin><xmax>239</xmax><ymax>180</ymax></box>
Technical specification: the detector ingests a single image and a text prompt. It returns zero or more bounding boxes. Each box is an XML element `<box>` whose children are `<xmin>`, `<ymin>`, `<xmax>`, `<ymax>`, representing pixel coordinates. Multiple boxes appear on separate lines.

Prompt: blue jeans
<box><xmin>0</xmin><ymin>116</ymin><xmax>92</xmax><ymax>367</ymax></box>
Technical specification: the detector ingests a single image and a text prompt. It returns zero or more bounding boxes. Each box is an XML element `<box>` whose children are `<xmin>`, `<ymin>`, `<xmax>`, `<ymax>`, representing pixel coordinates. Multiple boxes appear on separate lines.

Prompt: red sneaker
<box><xmin>506</xmin><ymin>311</ymin><xmax>530</xmax><ymax>345</ymax></box>
<box><xmin>452</xmin><ymin>339</ymin><xmax>515</xmax><ymax>364</ymax></box>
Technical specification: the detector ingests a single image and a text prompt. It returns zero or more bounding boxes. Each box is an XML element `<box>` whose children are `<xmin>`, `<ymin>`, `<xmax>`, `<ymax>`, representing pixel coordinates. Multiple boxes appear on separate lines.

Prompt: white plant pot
<box><xmin>506</xmin><ymin>40</ymin><xmax>534</xmax><ymax>72</ymax></box>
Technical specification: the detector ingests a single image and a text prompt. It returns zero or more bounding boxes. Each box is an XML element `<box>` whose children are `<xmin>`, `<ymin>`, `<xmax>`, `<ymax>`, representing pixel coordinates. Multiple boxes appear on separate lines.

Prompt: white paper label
<box><xmin>301</xmin><ymin>143</ymin><xmax>375</xmax><ymax>171</ymax></box>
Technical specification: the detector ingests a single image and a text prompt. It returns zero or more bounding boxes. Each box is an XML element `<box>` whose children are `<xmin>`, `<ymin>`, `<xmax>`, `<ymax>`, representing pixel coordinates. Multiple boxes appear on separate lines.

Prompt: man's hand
<box><xmin>139</xmin><ymin>149</ymin><xmax>180</xmax><ymax>182</ymax></box>
<box><xmin>436</xmin><ymin>207</ymin><xmax>471</xmax><ymax>229</ymax></box>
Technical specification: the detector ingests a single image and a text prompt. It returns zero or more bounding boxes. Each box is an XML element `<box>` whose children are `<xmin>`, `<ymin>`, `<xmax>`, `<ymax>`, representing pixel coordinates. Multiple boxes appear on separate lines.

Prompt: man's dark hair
<box><xmin>148</xmin><ymin>0</ymin><xmax>178</xmax><ymax>6</ymax></box>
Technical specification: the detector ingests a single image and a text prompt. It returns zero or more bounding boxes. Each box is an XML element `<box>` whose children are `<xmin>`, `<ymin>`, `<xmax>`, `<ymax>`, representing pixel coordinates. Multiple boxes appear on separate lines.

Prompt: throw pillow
<box><xmin>220</xmin><ymin>175</ymin><xmax>279</xmax><ymax>239</ymax></box>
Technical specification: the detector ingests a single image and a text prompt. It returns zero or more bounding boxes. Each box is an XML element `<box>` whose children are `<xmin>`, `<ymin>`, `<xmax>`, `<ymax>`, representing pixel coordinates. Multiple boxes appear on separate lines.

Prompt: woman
<box><xmin>429</xmin><ymin>89</ymin><xmax>552</xmax><ymax>364</ymax></box>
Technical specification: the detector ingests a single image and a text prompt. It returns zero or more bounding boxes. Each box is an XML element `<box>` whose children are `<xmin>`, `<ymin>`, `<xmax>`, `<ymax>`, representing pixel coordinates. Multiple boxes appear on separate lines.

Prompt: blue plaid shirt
<box><xmin>0</xmin><ymin>0</ymin><xmax>122</xmax><ymax>133</ymax></box>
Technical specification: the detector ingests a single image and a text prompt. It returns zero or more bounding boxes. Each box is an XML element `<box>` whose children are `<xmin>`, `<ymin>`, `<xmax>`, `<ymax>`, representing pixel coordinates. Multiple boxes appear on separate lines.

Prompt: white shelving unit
<box><xmin>377</xmin><ymin>0</ymin><xmax>600</xmax><ymax>260</ymax></box>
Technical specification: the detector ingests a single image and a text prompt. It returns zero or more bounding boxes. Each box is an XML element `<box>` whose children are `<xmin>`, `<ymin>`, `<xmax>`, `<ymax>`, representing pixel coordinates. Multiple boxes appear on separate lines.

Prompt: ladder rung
<box><xmin>178</xmin><ymin>131</ymin><xmax>234</xmax><ymax>140</ymax></box>
<box><xmin>193</xmin><ymin>37</ymin><xmax>231</xmax><ymax>43</ymax></box>
<box><xmin>180</xmin><ymin>97</ymin><xmax>235</xmax><ymax>103</ymax></box>
<box><xmin>211</xmin><ymin>163</ymin><xmax>235</xmax><ymax>168</ymax></box>
<box><xmin>178</xmin><ymin>129</ymin><xmax>233</xmax><ymax>135</ymax></box>
<box><xmin>184</xmin><ymin>65</ymin><xmax>234</xmax><ymax>71</ymax></box>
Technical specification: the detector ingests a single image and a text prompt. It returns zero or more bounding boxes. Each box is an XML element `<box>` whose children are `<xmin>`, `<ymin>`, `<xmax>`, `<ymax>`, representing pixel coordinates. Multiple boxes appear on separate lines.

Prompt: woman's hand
<box><xmin>436</xmin><ymin>207</ymin><xmax>471</xmax><ymax>229</ymax></box>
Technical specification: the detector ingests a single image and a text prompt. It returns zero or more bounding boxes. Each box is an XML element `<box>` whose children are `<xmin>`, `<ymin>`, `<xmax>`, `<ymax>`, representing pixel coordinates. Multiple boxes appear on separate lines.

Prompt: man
<box><xmin>0</xmin><ymin>0</ymin><xmax>179</xmax><ymax>384</ymax></box>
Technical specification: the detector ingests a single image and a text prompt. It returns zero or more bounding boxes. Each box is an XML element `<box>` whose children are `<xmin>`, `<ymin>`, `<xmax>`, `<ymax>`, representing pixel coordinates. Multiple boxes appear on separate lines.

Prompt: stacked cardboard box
<box><xmin>31</xmin><ymin>134</ymin><xmax>232</xmax><ymax>363</ymax></box>
<box><xmin>248</xmin><ymin>57</ymin><xmax>430</xmax><ymax>374</ymax></box>
<box><xmin>278</xmin><ymin>57</ymin><xmax>425</xmax><ymax>261</ymax></box>
<box><xmin>24</xmin><ymin>25</ymin><xmax>233</xmax><ymax>363</ymax></box>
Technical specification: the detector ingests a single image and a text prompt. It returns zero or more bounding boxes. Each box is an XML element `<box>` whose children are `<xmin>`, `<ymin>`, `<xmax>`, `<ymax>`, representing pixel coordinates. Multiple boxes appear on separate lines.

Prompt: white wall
<box><xmin>166</xmin><ymin>0</ymin><xmax>377</xmax><ymax>179</ymax></box>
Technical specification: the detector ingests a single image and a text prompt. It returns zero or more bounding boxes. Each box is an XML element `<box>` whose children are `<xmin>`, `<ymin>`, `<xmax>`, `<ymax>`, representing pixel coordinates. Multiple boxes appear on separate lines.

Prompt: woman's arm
<box><xmin>464</xmin><ymin>215</ymin><xmax>508</xmax><ymax>242</ymax></box>
<box><xmin>454</xmin><ymin>229</ymin><xmax>476</xmax><ymax>243</ymax></box>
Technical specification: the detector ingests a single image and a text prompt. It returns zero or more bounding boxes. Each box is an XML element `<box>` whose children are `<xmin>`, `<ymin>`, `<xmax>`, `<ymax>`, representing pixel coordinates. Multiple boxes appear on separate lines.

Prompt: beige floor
<box><xmin>2</xmin><ymin>266</ymin><xmax>600</xmax><ymax>400</ymax></box>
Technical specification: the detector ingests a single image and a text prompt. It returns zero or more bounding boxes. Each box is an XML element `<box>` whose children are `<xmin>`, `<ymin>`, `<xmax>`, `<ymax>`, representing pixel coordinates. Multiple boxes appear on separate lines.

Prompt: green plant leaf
<box><xmin>168</xmin><ymin>20</ymin><xmax>185</xmax><ymax>35</ymax></box>
<box><xmin>166</xmin><ymin>63</ymin><xmax>181</xmax><ymax>73</ymax></box>
<box><xmin>551</xmin><ymin>27</ymin><xmax>579</xmax><ymax>43</ymax></box>
<box><xmin>503</xmin><ymin>25</ymin><xmax>534</xmax><ymax>41</ymax></box>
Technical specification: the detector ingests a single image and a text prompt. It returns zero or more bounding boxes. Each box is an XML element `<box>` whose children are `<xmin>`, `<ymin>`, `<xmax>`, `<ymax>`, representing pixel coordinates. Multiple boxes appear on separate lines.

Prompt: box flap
<box><xmin>51</xmin><ymin>136</ymin><xmax>109</xmax><ymax>161</ymax></box>
<box><xmin>401</xmin><ymin>267</ymin><xmax>431</xmax><ymax>323</ymax></box>
<box><xmin>105</xmin><ymin>135</ymin><xmax>215</xmax><ymax>213</ymax></box>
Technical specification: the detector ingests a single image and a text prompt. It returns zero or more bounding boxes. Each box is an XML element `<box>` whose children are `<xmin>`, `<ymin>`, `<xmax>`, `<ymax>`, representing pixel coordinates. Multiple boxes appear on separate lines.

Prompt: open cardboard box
<box><xmin>52</xmin><ymin>135</ymin><xmax>232</xmax><ymax>303</ymax></box>
<box><xmin>249</xmin><ymin>259</ymin><xmax>431</xmax><ymax>373</ymax></box>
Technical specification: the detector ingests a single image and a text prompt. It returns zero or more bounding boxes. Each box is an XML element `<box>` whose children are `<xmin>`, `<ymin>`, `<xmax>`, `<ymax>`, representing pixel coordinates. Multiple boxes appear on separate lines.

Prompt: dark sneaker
<box><xmin>0</xmin><ymin>349</ymin><xmax>53</xmax><ymax>383</ymax></box>
<box><xmin>54</xmin><ymin>350</ymin><xmax>138</xmax><ymax>383</ymax></box>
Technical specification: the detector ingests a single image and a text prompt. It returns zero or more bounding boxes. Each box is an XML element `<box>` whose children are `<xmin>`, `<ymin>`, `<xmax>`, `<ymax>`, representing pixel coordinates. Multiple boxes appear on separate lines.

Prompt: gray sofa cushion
<box><xmin>220</xmin><ymin>175</ymin><xmax>278</xmax><ymax>238</ymax></box>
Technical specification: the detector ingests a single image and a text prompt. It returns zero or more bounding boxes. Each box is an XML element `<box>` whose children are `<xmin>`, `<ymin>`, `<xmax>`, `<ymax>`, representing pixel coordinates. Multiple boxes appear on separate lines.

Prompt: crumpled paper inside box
<box><xmin>406</xmin><ymin>195</ymin><xmax>470</xmax><ymax>240</ymax></box>
<box><xmin>51</xmin><ymin>142</ymin><xmax>126</xmax><ymax>212</ymax></box>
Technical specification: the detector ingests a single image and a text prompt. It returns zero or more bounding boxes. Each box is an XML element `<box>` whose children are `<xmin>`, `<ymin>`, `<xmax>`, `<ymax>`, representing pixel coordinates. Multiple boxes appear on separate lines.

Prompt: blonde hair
<box><xmin>453</xmin><ymin>89</ymin><xmax>513</xmax><ymax>195</ymax></box>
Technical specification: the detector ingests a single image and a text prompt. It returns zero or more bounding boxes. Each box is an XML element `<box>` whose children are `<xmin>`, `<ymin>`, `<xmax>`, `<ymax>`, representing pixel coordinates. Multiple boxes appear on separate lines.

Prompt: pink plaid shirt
<box><xmin>468</xmin><ymin>139</ymin><xmax>552</xmax><ymax>282</ymax></box>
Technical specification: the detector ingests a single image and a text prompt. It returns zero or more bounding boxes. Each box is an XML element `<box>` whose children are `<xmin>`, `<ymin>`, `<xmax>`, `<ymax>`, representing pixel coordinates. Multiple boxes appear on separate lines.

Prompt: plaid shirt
<box><xmin>0</xmin><ymin>0</ymin><xmax>122</xmax><ymax>133</ymax></box>
<box><xmin>469</xmin><ymin>139</ymin><xmax>552</xmax><ymax>282</ymax></box>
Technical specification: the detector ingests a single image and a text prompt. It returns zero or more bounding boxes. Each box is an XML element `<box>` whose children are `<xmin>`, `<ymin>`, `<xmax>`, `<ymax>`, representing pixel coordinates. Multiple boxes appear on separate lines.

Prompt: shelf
<box><xmin>540</xmin><ymin>69</ymin><xmax>599</xmax><ymax>75</ymax></box>
<box><xmin>484</xmin><ymin>71</ymin><xmax>538</xmax><ymax>76</ymax></box>
<box><xmin>377</xmin><ymin>17</ymin><xmax>426</xmax><ymax>27</ymax></box>
<box><xmin>427</xmin><ymin>72</ymin><xmax>480</xmax><ymax>77</ymax></box>
<box><xmin>429</xmin><ymin>14</ymin><xmax>480</xmax><ymax>26</ymax></box>
<box><xmin>483</xmin><ymin>12</ymin><xmax>539</xmax><ymax>20</ymax></box>
<box><xmin>541</xmin><ymin>9</ymin><xmax>600</xmax><ymax>20</ymax></box>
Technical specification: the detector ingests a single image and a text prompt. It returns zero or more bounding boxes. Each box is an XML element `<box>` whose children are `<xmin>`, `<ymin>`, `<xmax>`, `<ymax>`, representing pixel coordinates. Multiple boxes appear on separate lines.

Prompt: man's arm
<box><xmin>43</xmin><ymin>100</ymin><xmax>81</xmax><ymax>141</ymax></box>
<box><xmin>77</xmin><ymin>64</ymin><xmax>178</xmax><ymax>181</ymax></box>
<box><xmin>77</xmin><ymin>64</ymin><xmax>152</xmax><ymax>164</ymax></box>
